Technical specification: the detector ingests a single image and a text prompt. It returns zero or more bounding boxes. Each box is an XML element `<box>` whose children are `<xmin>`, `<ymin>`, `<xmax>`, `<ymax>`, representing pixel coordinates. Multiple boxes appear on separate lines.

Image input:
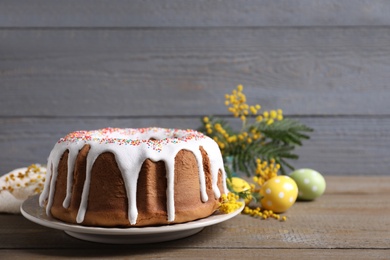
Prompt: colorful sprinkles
<box><xmin>58</xmin><ymin>127</ymin><xmax>207</xmax><ymax>153</ymax></box>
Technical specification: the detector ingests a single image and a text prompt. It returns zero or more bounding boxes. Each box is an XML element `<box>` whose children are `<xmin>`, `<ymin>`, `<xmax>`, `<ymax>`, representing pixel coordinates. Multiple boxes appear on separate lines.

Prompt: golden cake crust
<box><xmin>48</xmin><ymin>146</ymin><xmax>224</xmax><ymax>227</ymax></box>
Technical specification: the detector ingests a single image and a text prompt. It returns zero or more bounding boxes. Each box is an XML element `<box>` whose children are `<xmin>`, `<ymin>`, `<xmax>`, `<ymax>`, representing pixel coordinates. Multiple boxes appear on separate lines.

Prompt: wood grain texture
<box><xmin>1</xmin><ymin>176</ymin><xmax>389</xmax><ymax>258</ymax></box>
<box><xmin>1</xmin><ymin>28</ymin><xmax>390</xmax><ymax>116</ymax></box>
<box><xmin>1</xmin><ymin>0</ymin><xmax>390</xmax><ymax>27</ymax></box>
<box><xmin>1</xmin><ymin>116</ymin><xmax>389</xmax><ymax>176</ymax></box>
<box><xmin>1</xmin><ymin>1</ymin><xmax>389</xmax><ymax>177</ymax></box>
<box><xmin>1</xmin><ymin>249</ymin><xmax>389</xmax><ymax>260</ymax></box>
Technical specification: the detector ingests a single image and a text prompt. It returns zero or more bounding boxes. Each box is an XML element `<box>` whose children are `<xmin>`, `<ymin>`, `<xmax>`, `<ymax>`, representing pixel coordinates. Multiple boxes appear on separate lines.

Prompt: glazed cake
<box><xmin>39</xmin><ymin>127</ymin><xmax>227</xmax><ymax>227</ymax></box>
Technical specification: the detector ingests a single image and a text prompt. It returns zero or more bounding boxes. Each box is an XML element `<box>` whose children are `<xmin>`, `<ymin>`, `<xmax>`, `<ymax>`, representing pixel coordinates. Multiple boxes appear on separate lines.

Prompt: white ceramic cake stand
<box><xmin>21</xmin><ymin>195</ymin><xmax>244</xmax><ymax>244</ymax></box>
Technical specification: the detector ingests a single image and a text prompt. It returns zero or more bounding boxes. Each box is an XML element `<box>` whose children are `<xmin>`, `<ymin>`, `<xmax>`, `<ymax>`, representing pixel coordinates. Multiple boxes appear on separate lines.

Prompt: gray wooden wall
<box><xmin>1</xmin><ymin>1</ymin><xmax>389</xmax><ymax>176</ymax></box>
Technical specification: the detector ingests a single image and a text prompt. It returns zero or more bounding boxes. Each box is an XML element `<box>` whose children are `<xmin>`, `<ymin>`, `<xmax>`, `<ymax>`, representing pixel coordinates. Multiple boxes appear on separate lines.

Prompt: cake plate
<box><xmin>21</xmin><ymin>195</ymin><xmax>244</xmax><ymax>244</ymax></box>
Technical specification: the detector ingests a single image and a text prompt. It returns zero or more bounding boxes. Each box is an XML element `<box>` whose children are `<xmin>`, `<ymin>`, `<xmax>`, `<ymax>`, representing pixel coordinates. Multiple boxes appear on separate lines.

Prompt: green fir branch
<box><xmin>253</xmin><ymin>118</ymin><xmax>313</xmax><ymax>146</ymax></box>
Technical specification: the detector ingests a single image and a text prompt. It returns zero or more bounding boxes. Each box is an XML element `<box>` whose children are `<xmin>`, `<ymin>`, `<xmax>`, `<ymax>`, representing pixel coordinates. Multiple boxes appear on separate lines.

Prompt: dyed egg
<box><xmin>260</xmin><ymin>176</ymin><xmax>298</xmax><ymax>213</ymax></box>
<box><xmin>227</xmin><ymin>177</ymin><xmax>252</xmax><ymax>204</ymax></box>
<box><xmin>289</xmin><ymin>169</ymin><xmax>326</xmax><ymax>201</ymax></box>
<box><xmin>228</xmin><ymin>177</ymin><xmax>250</xmax><ymax>192</ymax></box>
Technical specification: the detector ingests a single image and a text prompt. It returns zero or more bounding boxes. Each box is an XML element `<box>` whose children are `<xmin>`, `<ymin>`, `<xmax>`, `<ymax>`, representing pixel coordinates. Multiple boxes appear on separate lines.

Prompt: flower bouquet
<box><xmin>199</xmin><ymin>85</ymin><xmax>314</xmax><ymax>218</ymax></box>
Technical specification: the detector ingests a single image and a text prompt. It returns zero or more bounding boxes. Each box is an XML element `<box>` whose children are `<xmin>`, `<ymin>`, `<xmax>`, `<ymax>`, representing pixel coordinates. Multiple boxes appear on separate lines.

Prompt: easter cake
<box><xmin>39</xmin><ymin>127</ymin><xmax>227</xmax><ymax>227</ymax></box>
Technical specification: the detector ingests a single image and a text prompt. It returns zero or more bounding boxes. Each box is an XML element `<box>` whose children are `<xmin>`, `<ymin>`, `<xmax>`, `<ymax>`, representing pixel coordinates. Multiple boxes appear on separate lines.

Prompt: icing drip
<box><xmin>39</xmin><ymin>127</ymin><xmax>227</xmax><ymax>225</ymax></box>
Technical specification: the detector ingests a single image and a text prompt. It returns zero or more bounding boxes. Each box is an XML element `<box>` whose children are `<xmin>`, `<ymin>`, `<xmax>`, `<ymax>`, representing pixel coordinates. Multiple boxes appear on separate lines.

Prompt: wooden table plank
<box><xmin>2</xmin><ymin>117</ymin><xmax>390</xmax><ymax>177</ymax></box>
<box><xmin>3</xmin><ymin>0</ymin><xmax>390</xmax><ymax>28</ymax></box>
<box><xmin>1</xmin><ymin>249</ymin><xmax>389</xmax><ymax>260</ymax></box>
<box><xmin>0</xmin><ymin>176</ymin><xmax>389</xmax><ymax>258</ymax></box>
<box><xmin>2</xmin><ymin>28</ymin><xmax>390</xmax><ymax>117</ymax></box>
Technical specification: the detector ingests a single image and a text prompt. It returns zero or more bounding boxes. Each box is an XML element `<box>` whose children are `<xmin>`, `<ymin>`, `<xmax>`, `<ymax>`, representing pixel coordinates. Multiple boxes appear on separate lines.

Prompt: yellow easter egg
<box><xmin>228</xmin><ymin>177</ymin><xmax>250</xmax><ymax>192</ymax></box>
<box><xmin>227</xmin><ymin>177</ymin><xmax>252</xmax><ymax>204</ymax></box>
<box><xmin>260</xmin><ymin>176</ymin><xmax>298</xmax><ymax>213</ymax></box>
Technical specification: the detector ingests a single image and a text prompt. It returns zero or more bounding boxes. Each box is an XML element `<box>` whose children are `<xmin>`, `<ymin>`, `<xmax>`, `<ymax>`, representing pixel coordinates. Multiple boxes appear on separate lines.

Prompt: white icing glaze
<box><xmin>39</xmin><ymin>127</ymin><xmax>227</xmax><ymax>225</ymax></box>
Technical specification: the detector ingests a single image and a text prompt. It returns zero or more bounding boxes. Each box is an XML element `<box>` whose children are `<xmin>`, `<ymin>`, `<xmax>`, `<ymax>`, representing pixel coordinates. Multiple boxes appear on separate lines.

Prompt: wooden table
<box><xmin>1</xmin><ymin>176</ymin><xmax>389</xmax><ymax>259</ymax></box>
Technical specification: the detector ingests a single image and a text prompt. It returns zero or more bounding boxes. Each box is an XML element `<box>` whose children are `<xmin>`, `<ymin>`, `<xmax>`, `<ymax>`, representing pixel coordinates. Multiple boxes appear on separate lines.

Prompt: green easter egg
<box><xmin>289</xmin><ymin>169</ymin><xmax>326</xmax><ymax>201</ymax></box>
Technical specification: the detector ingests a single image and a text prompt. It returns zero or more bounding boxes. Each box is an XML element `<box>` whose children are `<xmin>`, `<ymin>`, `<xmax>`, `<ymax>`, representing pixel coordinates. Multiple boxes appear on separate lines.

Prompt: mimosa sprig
<box><xmin>199</xmin><ymin>85</ymin><xmax>313</xmax><ymax>176</ymax></box>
